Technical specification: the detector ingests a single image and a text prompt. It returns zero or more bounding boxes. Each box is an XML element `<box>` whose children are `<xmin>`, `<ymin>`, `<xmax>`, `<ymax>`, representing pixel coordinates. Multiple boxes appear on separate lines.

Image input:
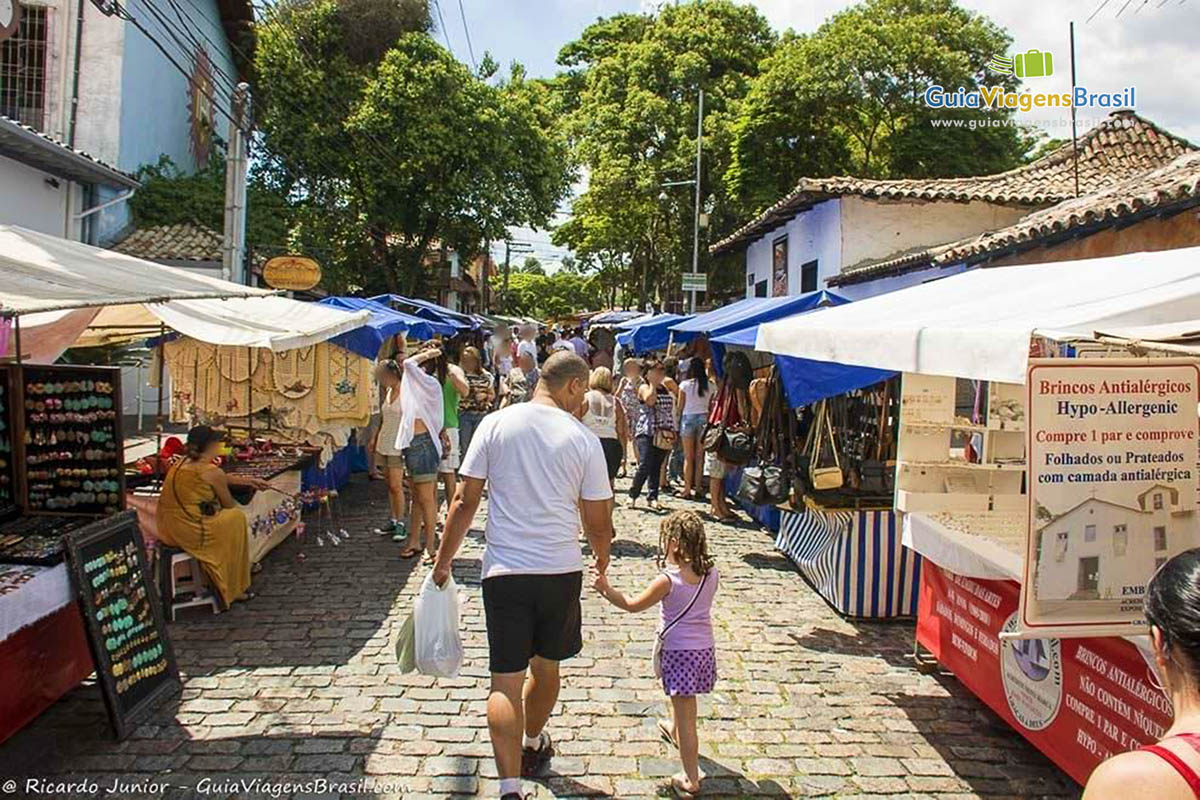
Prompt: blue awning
<box><xmin>370</xmin><ymin>294</ymin><xmax>478</xmax><ymax>331</ymax></box>
<box><xmin>616</xmin><ymin>313</ymin><xmax>691</xmax><ymax>355</ymax></box>
<box><xmin>318</xmin><ymin>297</ymin><xmax>448</xmax><ymax>357</ymax></box>
<box><xmin>614</xmin><ymin>313</ymin><xmax>655</xmax><ymax>330</ymax></box>
<box><xmin>710</xmin><ymin>300</ymin><xmax>895</xmax><ymax>408</ymax></box>
<box><xmin>669</xmin><ymin>290</ymin><xmax>850</xmax><ymax>343</ymax></box>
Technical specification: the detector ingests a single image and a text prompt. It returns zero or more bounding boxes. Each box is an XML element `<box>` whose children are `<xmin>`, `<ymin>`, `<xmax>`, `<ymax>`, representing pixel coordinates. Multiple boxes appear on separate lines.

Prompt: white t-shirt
<box><xmin>679</xmin><ymin>378</ymin><xmax>711</xmax><ymax>416</ymax></box>
<box><xmin>460</xmin><ymin>402</ymin><xmax>613</xmax><ymax>579</ymax></box>
<box><xmin>395</xmin><ymin>356</ymin><xmax>444</xmax><ymax>457</ymax></box>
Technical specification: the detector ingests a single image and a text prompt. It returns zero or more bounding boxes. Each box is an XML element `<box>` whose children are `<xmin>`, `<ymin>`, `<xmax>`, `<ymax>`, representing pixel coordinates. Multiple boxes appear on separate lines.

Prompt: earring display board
<box><xmin>0</xmin><ymin>368</ymin><xmax>15</xmax><ymax>518</ymax></box>
<box><xmin>17</xmin><ymin>365</ymin><xmax>124</xmax><ymax>515</ymax></box>
<box><xmin>63</xmin><ymin>511</ymin><xmax>180</xmax><ymax>740</ymax></box>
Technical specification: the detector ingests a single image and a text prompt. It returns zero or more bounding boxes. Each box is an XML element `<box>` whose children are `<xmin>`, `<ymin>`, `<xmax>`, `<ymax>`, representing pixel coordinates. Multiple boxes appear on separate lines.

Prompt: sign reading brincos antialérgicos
<box><xmin>1017</xmin><ymin>358</ymin><xmax>1200</xmax><ymax>639</ymax></box>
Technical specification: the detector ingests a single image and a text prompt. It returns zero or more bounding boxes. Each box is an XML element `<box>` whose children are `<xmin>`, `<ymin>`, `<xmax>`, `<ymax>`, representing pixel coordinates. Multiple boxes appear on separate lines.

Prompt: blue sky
<box><xmin>456</xmin><ymin>0</ymin><xmax>1199</xmax><ymax>268</ymax></box>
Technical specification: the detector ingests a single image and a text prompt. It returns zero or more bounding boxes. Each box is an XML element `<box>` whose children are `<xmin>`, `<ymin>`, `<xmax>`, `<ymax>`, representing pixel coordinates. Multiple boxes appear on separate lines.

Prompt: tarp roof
<box><xmin>755</xmin><ymin>247</ymin><xmax>1200</xmax><ymax>384</ymax></box>
<box><xmin>0</xmin><ymin>224</ymin><xmax>273</xmax><ymax>316</ymax></box>
<box><xmin>319</xmin><ymin>297</ymin><xmax>450</xmax><ymax>356</ymax></box>
<box><xmin>616</xmin><ymin>313</ymin><xmax>690</xmax><ymax>355</ymax></box>
<box><xmin>590</xmin><ymin>310</ymin><xmax>646</xmax><ymax>326</ymax></box>
<box><xmin>370</xmin><ymin>294</ymin><xmax>478</xmax><ymax>330</ymax></box>
<box><xmin>670</xmin><ymin>290</ymin><xmax>849</xmax><ymax>343</ymax></box>
<box><xmin>147</xmin><ymin>297</ymin><xmax>369</xmax><ymax>351</ymax></box>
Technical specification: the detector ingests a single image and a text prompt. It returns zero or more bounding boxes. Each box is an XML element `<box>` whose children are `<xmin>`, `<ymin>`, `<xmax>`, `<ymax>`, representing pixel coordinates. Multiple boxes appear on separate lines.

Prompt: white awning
<box><xmin>755</xmin><ymin>247</ymin><xmax>1200</xmax><ymax>384</ymax></box>
<box><xmin>145</xmin><ymin>297</ymin><xmax>370</xmax><ymax>351</ymax></box>
<box><xmin>0</xmin><ymin>224</ymin><xmax>273</xmax><ymax>316</ymax></box>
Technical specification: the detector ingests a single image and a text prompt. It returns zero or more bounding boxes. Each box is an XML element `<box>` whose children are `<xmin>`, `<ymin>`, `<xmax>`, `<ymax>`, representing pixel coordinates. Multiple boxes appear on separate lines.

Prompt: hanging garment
<box><xmin>314</xmin><ymin>342</ymin><xmax>371</xmax><ymax>425</ymax></box>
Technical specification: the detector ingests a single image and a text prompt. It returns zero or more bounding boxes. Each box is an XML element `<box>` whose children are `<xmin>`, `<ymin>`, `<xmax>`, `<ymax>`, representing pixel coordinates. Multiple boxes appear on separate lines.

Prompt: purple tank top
<box><xmin>659</xmin><ymin>566</ymin><xmax>718</xmax><ymax>651</ymax></box>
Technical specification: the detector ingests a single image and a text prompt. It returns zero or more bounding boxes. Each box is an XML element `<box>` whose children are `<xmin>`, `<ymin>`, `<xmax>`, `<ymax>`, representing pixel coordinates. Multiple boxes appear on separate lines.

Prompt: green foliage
<box><xmin>128</xmin><ymin>153</ymin><xmax>291</xmax><ymax>258</ymax></box>
<box><xmin>254</xmin><ymin>2</ymin><xmax>570</xmax><ymax>294</ymax></box>
<box><xmin>518</xmin><ymin>257</ymin><xmax>545</xmax><ymax>275</ymax></box>
<box><xmin>505</xmin><ymin>270</ymin><xmax>604</xmax><ymax>320</ymax></box>
<box><xmin>551</xmin><ymin>1</ymin><xmax>776</xmax><ymax>309</ymax></box>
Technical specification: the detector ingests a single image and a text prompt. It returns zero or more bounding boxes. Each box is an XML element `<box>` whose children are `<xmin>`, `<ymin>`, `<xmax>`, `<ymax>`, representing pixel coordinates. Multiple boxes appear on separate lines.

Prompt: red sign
<box><xmin>916</xmin><ymin>563</ymin><xmax>1173</xmax><ymax>785</ymax></box>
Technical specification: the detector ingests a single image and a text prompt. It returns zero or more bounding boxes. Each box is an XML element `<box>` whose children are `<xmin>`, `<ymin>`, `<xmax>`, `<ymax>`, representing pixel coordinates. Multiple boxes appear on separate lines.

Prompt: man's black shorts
<box><xmin>482</xmin><ymin>571</ymin><xmax>583</xmax><ymax>674</ymax></box>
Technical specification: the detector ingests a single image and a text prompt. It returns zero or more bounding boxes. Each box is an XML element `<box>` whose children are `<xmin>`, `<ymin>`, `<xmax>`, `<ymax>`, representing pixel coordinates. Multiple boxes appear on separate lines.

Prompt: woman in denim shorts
<box><xmin>397</xmin><ymin>346</ymin><xmax>448</xmax><ymax>563</ymax></box>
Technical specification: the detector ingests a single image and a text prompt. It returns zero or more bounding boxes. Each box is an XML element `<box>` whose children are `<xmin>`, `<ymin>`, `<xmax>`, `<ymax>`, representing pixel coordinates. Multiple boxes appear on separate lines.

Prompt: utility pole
<box><xmin>690</xmin><ymin>87</ymin><xmax>703</xmax><ymax>314</ymax></box>
<box><xmin>222</xmin><ymin>82</ymin><xmax>251</xmax><ymax>284</ymax></box>
<box><xmin>501</xmin><ymin>239</ymin><xmax>532</xmax><ymax>314</ymax></box>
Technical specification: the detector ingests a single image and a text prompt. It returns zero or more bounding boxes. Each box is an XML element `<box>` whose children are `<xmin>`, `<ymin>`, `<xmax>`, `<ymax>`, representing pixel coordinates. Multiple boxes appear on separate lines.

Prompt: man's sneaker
<box><xmin>521</xmin><ymin>731</ymin><xmax>553</xmax><ymax>777</ymax></box>
<box><xmin>373</xmin><ymin>520</ymin><xmax>397</xmax><ymax>535</ymax></box>
<box><xmin>500</xmin><ymin>794</ymin><xmax>532</xmax><ymax>800</ymax></box>
<box><xmin>390</xmin><ymin>521</ymin><xmax>408</xmax><ymax>542</ymax></box>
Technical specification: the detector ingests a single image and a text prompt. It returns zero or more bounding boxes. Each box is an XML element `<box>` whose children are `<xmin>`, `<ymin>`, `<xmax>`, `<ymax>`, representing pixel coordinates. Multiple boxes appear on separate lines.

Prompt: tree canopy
<box><xmin>253</xmin><ymin>0</ymin><xmax>571</xmax><ymax>293</ymax></box>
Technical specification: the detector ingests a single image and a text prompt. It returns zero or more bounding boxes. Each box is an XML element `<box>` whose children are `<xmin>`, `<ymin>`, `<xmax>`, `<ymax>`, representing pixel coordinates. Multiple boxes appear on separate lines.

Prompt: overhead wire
<box><xmin>456</xmin><ymin>0</ymin><xmax>477</xmax><ymax>72</ymax></box>
<box><xmin>432</xmin><ymin>0</ymin><xmax>456</xmax><ymax>58</ymax></box>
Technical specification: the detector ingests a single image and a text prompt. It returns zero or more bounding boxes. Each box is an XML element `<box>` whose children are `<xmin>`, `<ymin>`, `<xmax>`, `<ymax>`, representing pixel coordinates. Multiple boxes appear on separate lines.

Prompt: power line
<box><xmin>456</xmin><ymin>0</ymin><xmax>477</xmax><ymax>71</ymax></box>
<box><xmin>1086</xmin><ymin>0</ymin><xmax>1112</xmax><ymax>21</ymax></box>
<box><xmin>432</xmin><ymin>0</ymin><xmax>455</xmax><ymax>58</ymax></box>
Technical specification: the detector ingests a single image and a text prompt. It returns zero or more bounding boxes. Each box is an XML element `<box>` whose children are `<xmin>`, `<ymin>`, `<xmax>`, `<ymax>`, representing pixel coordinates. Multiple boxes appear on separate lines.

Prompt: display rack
<box><xmin>895</xmin><ymin>374</ymin><xmax>1025</xmax><ymax>514</ymax></box>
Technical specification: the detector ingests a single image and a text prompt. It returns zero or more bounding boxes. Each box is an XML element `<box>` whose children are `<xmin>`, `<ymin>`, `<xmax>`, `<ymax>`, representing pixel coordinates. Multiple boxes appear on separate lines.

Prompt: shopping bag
<box><xmin>413</xmin><ymin>572</ymin><xmax>463</xmax><ymax>678</ymax></box>
<box><xmin>395</xmin><ymin>611</ymin><xmax>417</xmax><ymax>673</ymax></box>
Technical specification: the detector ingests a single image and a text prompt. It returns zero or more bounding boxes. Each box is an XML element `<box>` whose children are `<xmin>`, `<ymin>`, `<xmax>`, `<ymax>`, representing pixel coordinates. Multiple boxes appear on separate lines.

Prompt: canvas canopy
<box><xmin>755</xmin><ymin>247</ymin><xmax>1200</xmax><ymax>384</ymax></box>
<box><xmin>0</xmin><ymin>224</ymin><xmax>272</xmax><ymax>316</ymax></box>
<box><xmin>616</xmin><ymin>313</ymin><xmax>689</xmax><ymax>355</ymax></box>
<box><xmin>319</xmin><ymin>297</ymin><xmax>450</xmax><ymax>357</ymax></box>
<box><xmin>590</xmin><ymin>310</ymin><xmax>645</xmax><ymax>326</ymax></box>
<box><xmin>146</xmin><ymin>297</ymin><xmax>369</xmax><ymax>351</ymax></box>
<box><xmin>371</xmin><ymin>294</ymin><xmax>478</xmax><ymax>330</ymax></box>
<box><xmin>712</xmin><ymin>307</ymin><xmax>895</xmax><ymax>408</ymax></box>
<box><xmin>670</xmin><ymin>290</ymin><xmax>849</xmax><ymax>344</ymax></box>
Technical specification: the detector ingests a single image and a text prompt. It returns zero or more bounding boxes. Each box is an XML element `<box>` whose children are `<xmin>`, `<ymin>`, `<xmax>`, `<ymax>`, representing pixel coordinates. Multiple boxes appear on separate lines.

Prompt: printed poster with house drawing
<box><xmin>1019</xmin><ymin>358</ymin><xmax>1200</xmax><ymax>638</ymax></box>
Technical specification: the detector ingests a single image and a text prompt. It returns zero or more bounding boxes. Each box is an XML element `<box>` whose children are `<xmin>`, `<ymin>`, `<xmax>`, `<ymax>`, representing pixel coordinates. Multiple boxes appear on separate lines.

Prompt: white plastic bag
<box><xmin>413</xmin><ymin>572</ymin><xmax>463</xmax><ymax>677</ymax></box>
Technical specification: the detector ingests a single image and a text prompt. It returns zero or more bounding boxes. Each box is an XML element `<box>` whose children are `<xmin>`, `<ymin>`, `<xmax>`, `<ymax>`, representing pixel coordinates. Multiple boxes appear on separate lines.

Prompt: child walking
<box><xmin>593</xmin><ymin>511</ymin><xmax>718</xmax><ymax>798</ymax></box>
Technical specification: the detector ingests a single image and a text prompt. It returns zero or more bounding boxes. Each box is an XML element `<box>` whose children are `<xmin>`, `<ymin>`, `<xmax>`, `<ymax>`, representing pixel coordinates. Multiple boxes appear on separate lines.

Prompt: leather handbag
<box><xmin>719</xmin><ymin>428</ymin><xmax>754</xmax><ymax>465</ymax></box>
<box><xmin>810</xmin><ymin>403</ymin><xmax>844</xmax><ymax>491</ymax></box>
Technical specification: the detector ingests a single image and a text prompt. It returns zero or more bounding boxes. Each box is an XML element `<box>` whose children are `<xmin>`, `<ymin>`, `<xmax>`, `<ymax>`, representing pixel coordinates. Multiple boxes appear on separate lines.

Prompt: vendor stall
<box><xmin>0</xmin><ymin>225</ymin><xmax>283</xmax><ymax>743</ymax></box>
<box><xmin>615</xmin><ymin>313</ymin><xmax>690</xmax><ymax>355</ymax></box>
<box><xmin>751</xmin><ymin>246</ymin><xmax>1200</xmax><ymax>784</ymax></box>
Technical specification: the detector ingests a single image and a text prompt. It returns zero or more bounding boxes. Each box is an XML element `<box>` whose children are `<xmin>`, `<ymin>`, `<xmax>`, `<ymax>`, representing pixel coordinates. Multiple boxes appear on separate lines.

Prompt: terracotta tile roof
<box><xmin>111</xmin><ymin>223</ymin><xmax>224</xmax><ymax>262</ymax></box>
<box><xmin>828</xmin><ymin>150</ymin><xmax>1200</xmax><ymax>287</ymax></box>
<box><xmin>710</xmin><ymin>110</ymin><xmax>1196</xmax><ymax>256</ymax></box>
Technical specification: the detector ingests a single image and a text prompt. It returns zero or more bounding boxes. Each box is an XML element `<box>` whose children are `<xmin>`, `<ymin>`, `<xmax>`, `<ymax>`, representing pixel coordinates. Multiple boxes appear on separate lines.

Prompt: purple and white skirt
<box><xmin>660</xmin><ymin>647</ymin><xmax>717</xmax><ymax>696</ymax></box>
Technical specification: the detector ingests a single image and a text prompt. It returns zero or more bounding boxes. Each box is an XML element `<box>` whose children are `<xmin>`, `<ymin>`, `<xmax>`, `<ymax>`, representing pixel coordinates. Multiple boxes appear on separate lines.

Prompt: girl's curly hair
<box><xmin>658</xmin><ymin>510</ymin><xmax>714</xmax><ymax>576</ymax></box>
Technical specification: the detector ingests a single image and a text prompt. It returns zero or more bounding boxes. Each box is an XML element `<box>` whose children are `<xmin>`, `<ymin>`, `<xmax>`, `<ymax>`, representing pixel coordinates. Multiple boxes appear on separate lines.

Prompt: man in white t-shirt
<box><xmin>432</xmin><ymin>352</ymin><xmax>613</xmax><ymax>800</ymax></box>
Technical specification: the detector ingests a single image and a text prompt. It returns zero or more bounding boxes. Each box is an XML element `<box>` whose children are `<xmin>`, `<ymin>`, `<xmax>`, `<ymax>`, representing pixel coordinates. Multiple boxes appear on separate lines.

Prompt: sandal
<box><xmin>251</xmin><ymin>562</ymin><xmax>263</xmax><ymax>575</ymax></box>
<box><xmin>521</xmin><ymin>731</ymin><xmax>553</xmax><ymax>777</ymax></box>
<box><xmin>670</xmin><ymin>774</ymin><xmax>702</xmax><ymax>799</ymax></box>
<box><xmin>398</xmin><ymin>548</ymin><xmax>420</xmax><ymax>559</ymax></box>
<box><xmin>234</xmin><ymin>591</ymin><xmax>256</xmax><ymax>603</ymax></box>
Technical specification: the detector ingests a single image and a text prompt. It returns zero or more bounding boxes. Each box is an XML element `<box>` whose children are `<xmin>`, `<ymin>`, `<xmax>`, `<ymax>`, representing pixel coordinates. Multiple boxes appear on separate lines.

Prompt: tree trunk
<box><xmin>369</xmin><ymin>222</ymin><xmax>399</xmax><ymax>293</ymax></box>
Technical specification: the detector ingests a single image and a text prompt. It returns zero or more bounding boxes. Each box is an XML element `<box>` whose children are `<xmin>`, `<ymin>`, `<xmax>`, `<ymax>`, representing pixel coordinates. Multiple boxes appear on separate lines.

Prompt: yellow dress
<box><xmin>156</xmin><ymin>462</ymin><xmax>252</xmax><ymax>607</ymax></box>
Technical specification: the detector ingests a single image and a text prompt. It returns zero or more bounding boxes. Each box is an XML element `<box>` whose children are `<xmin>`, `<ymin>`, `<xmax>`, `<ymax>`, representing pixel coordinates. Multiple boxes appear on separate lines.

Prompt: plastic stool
<box><xmin>159</xmin><ymin>547</ymin><xmax>220</xmax><ymax>620</ymax></box>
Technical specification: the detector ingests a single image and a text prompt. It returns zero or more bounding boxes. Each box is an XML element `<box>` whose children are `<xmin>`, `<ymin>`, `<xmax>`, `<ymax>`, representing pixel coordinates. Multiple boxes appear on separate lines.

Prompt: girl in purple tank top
<box><xmin>593</xmin><ymin>511</ymin><xmax>718</xmax><ymax>798</ymax></box>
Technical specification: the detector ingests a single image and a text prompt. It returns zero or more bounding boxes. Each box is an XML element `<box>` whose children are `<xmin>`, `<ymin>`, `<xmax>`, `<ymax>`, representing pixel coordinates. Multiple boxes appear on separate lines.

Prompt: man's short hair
<box><xmin>540</xmin><ymin>351</ymin><xmax>590</xmax><ymax>390</ymax></box>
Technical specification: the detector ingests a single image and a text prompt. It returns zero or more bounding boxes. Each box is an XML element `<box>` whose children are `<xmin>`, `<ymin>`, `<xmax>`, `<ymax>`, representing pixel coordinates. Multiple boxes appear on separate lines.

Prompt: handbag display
<box><xmin>809</xmin><ymin>403</ymin><xmax>844</xmax><ymax>491</ymax></box>
<box><xmin>738</xmin><ymin>367</ymin><xmax>794</xmax><ymax>502</ymax></box>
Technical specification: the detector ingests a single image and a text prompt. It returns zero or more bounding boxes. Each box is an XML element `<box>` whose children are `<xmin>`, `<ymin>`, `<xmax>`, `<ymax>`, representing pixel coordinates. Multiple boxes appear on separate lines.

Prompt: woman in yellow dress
<box><xmin>156</xmin><ymin>426</ymin><xmax>270</xmax><ymax>608</ymax></box>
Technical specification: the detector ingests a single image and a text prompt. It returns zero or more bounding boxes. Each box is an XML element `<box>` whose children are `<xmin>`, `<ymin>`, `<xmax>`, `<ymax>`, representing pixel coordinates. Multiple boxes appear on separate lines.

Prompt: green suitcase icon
<box><xmin>1014</xmin><ymin>49</ymin><xmax>1053</xmax><ymax>79</ymax></box>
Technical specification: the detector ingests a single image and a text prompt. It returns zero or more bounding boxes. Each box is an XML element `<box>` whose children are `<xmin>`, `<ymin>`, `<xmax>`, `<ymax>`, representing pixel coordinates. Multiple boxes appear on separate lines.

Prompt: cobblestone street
<box><xmin>0</xmin><ymin>476</ymin><xmax>1081</xmax><ymax>799</ymax></box>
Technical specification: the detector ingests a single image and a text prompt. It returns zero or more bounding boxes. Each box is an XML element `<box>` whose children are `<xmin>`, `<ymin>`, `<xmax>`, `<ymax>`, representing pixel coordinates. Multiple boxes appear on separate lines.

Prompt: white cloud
<box><xmin>745</xmin><ymin>0</ymin><xmax>1200</xmax><ymax>142</ymax></box>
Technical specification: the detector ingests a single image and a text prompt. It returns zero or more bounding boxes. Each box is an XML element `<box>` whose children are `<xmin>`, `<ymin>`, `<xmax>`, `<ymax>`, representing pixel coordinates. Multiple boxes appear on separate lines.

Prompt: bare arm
<box><xmin>595</xmin><ymin>573</ymin><xmax>670</xmax><ymax>612</ymax></box>
<box><xmin>448</xmin><ymin>363</ymin><xmax>470</xmax><ymax>395</ymax></box>
<box><xmin>432</xmin><ymin>476</ymin><xmax>485</xmax><ymax>586</ymax></box>
<box><xmin>581</xmin><ymin>497</ymin><xmax>613</xmax><ymax>576</ymax></box>
<box><xmin>201</xmin><ymin>466</ymin><xmax>240</xmax><ymax>509</ymax></box>
<box><xmin>637</xmin><ymin>382</ymin><xmax>655</xmax><ymax>404</ymax></box>
<box><xmin>615</xmin><ymin>398</ymin><xmax>628</xmax><ymax>442</ymax></box>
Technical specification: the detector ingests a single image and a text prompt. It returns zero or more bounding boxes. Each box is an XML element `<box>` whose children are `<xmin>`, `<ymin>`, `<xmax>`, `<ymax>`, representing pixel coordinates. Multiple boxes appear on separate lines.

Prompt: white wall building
<box><xmin>1034</xmin><ymin>486</ymin><xmax>1196</xmax><ymax>602</ymax></box>
<box><xmin>711</xmin><ymin>112</ymin><xmax>1196</xmax><ymax>302</ymax></box>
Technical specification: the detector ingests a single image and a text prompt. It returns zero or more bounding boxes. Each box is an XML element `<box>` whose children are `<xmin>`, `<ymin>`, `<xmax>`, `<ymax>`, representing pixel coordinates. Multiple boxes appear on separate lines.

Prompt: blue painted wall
<box><xmin>118</xmin><ymin>0</ymin><xmax>237</xmax><ymax>173</ymax></box>
<box><xmin>95</xmin><ymin>0</ymin><xmax>238</xmax><ymax>245</ymax></box>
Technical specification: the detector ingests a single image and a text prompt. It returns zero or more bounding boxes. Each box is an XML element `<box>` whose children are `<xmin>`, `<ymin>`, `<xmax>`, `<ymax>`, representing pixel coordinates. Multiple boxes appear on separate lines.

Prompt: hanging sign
<box><xmin>1017</xmin><ymin>357</ymin><xmax>1200</xmax><ymax>638</ymax></box>
<box><xmin>263</xmin><ymin>256</ymin><xmax>322</xmax><ymax>291</ymax></box>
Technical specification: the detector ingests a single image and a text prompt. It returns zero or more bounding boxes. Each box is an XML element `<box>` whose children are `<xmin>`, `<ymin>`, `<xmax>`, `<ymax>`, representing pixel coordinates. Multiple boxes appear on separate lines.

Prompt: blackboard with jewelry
<box><xmin>64</xmin><ymin>511</ymin><xmax>180</xmax><ymax>740</ymax></box>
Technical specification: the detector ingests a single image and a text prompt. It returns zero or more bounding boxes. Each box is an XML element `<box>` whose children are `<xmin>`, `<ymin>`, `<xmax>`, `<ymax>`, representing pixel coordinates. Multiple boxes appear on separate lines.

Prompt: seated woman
<box><xmin>1083</xmin><ymin>549</ymin><xmax>1200</xmax><ymax>799</ymax></box>
<box><xmin>156</xmin><ymin>426</ymin><xmax>270</xmax><ymax>608</ymax></box>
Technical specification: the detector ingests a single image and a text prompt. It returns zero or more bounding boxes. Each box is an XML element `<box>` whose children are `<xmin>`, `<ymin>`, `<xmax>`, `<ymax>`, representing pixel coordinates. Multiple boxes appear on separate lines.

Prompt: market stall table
<box><xmin>905</xmin><ymin>510</ymin><xmax>1171</xmax><ymax>785</ymax></box>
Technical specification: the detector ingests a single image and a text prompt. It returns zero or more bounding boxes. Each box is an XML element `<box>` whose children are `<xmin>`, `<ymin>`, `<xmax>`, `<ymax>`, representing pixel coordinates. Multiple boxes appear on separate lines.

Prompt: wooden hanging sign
<box><xmin>263</xmin><ymin>256</ymin><xmax>322</xmax><ymax>291</ymax></box>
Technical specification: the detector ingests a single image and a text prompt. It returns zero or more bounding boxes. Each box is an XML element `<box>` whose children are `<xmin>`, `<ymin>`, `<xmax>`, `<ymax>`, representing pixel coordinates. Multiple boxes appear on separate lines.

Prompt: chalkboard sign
<box><xmin>64</xmin><ymin>511</ymin><xmax>180</xmax><ymax>739</ymax></box>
